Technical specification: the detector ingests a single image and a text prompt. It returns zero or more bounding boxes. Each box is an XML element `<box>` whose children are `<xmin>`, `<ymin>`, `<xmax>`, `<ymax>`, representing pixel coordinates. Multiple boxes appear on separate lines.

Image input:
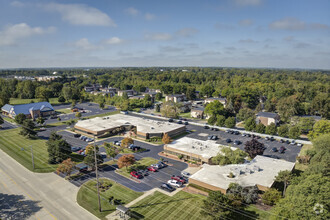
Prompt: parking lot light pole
<box><xmin>94</xmin><ymin>135</ymin><xmax>102</xmax><ymax>212</ymax></box>
<box><xmin>30</xmin><ymin>145</ymin><xmax>35</xmax><ymax>170</ymax></box>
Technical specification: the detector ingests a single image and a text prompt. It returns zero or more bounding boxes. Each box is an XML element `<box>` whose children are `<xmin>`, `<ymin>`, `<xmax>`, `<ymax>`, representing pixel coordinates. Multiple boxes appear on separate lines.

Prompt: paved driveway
<box><xmin>0</xmin><ymin>120</ymin><xmax>18</xmax><ymax>130</ymax></box>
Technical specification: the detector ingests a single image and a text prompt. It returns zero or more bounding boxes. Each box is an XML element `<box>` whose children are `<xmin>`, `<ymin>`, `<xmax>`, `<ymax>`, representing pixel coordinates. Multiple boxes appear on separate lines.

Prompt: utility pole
<box><xmin>30</xmin><ymin>145</ymin><xmax>35</xmax><ymax>170</ymax></box>
<box><xmin>93</xmin><ymin>135</ymin><xmax>102</xmax><ymax>212</ymax></box>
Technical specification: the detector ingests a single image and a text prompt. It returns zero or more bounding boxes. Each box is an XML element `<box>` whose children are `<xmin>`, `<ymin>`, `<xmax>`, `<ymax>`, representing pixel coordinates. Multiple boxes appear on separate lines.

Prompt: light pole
<box><xmin>93</xmin><ymin>135</ymin><xmax>102</xmax><ymax>212</ymax></box>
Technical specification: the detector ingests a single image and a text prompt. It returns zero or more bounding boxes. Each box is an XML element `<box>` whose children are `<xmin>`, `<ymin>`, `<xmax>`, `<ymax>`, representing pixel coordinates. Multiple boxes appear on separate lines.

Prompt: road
<box><xmin>0</xmin><ymin>149</ymin><xmax>97</xmax><ymax>220</ymax></box>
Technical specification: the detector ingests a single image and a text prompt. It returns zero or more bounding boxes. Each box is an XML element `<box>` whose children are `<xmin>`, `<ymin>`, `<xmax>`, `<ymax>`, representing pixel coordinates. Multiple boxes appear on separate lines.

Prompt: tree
<box><xmin>36</xmin><ymin>116</ymin><xmax>45</xmax><ymax>125</ymax></box>
<box><xmin>204</xmin><ymin>101</ymin><xmax>226</xmax><ymax>118</ymax></box>
<box><xmin>160</xmin><ymin>101</ymin><xmax>181</xmax><ymax>119</ymax></box>
<box><xmin>200</xmin><ymin>191</ymin><xmax>233</xmax><ymax>219</ymax></box>
<box><xmin>200</xmin><ymin>85</ymin><xmax>215</xmax><ymax>98</ymax></box>
<box><xmin>84</xmin><ymin>145</ymin><xmax>104</xmax><ymax>170</ymax></box>
<box><xmin>212</xmin><ymin>148</ymin><xmax>247</xmax><ymax>165</ymax></box>
<box><xmin>15</xmin><ymin>113</ymin><xmax>27</xmax><ymax>125</ymax></box>
<box><xmin>75</xmin><ymin>112</ymin><xmax>82</xmax><ymax>118</ymax></box>
<box><xmin>308</xmin><ymin>120</ymin><xmax>330</xmax><ymax>140</ymax></box>
<box><xmin>104</xmin><ymin>143</ymin><xmax>119</xmax><ymax>162</ymax></box>
<box><xmin>19</xmin><ymin>119</ymin><xmax>37</xmax><ymax>138</ymax></box>
<box><xmin>155</xmin><ymin>92</ymin><xmax>162</xmax><ymax>101</ymax></box>
<box><xmin>185</xmin><ymin>87</ymin><xmax>196</xmax><ymax>100</ymax></box>
<box><xmin>265</xmin><ymin>123</ymin><xmax>277</xmax><ymax>135</ymax></box>
<box><xmin>307</xmin><ymin>134</ymin><xmax>330</xmax><ymax>175</ymax></box>
<box><xmin>0</xmin><ymin>115</ymin><xmax>4</xmax><ymax>126</ymax></box>
<box><xmin>117</xmin><ymin>154</ymin><xmax>136</xmax><ymax>170</ymax></box>
<box><xmin>261</xmin><ymin>188</ymin><xmax>282</xmax><ymax>206</ymax></box>
<box><xmin>255</xmin><ymin>123</ymin><xmax>266</xmax><ymax>133</ymax></box>
<box><xmin>288</xmin><ymin>126</ymin><xmax>300</xmax><ymax>139</ymax></box>
<box><xmin>35</xmin><ymin>86</ymin><xmax>52</xmax><ymax>102</ymax></box>
<box><xmin>237</xmin><ymin>108</ymin><xmax>255</xmax><ymax>122</ymax></box>
<box><xmin>225</xmin><ymin>117</ymin><xmax>236</xmax><ymax>128</ymax></box>
<box><xmin>162</xmin><ymin>133</ymin><xmax>171</xmax><ymax>144</ymax></box>
<box><xmin>99</xmin><ymin>102</ymin><xmax>105</xmax><ymax>109</ymax></box>
<box><xmin>62</xmin><ymin>86</ymin><xmax>73</xmax><ymax>101</ymax></box>
<box><xmin>47</xmin><ymin>132</ymin><xmax>72</xmax><ymax>164</ymax></box>
<box><xmin>155</xmin><ymin>104</ymin><xmax>160</xmax><ymax>112</ymax></box>
<box><xmin>216</xmin><ymin>115</ymin><xmax>226</xmax><ymax>127</ymax></box>
<box><xmin>227</xmin><ymin>183</ymin><xmax>258</xmax><ymax>205</ymax></box>
<box><xmin>277</xmin><ymin>124</ymin><xmax>289</xmax><ymax>137</ymax></box>
<box><xmin>298</xmin><ymin>117</ymin><xmax>315</xmax><ymax>134</ymax></box>
<box><xmin>122</xmin><ymin>92</ymin><xmax>129</xmax><ymax>100</ymax></box>
<box><xmin>56</xmin><ymin>158</ymin><xmax>75</xmax><ymax>178</ymax></box>
<box><xmin>207</xmin><ymin>115</ymin><xmax>217</xmax><ymax>125</ymax></box>
<box><xmin>0</xmin><ymin>91</ymin><xmax>10</xmax><ymax>107</ymax></box>
<box><xmin>121</xmin><ymin>137</ymin><xmax>134</xmax><ymax>148</ymax></box>
<box><xmin>276</xmin><ymin>95</ymin><xmax>300</xmax><ymax>122</ymax></box>
<box><xmin>311</xmin><ymin>93</ymin><xmax>330</xmax><ymax>119</ymax></box>
<box><xmin>244</xmin><ymin>139</ymin><xmax>266</xmax><ymax>159</ymax></box>
<box><xmin>275</xmin><ymin>170</ymin><xmax>293</xmax><ymax>196</ymax></box>
<box><xmin>244</xmin><ymin>117</ymin><xmax>256</xmax><ymax>131</ymax></box>
<box><xmin>58</xmin><ymin>96</ymin><xmax>66</xmax><ymax>103</ymax></box>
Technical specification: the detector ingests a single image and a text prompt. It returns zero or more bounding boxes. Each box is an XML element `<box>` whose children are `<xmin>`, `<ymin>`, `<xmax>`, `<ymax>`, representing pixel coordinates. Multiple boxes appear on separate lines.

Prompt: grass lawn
<box><xmin>178</xmin><ymin>112</ymin><xmax>193</xmax><ymax>119</ymax></box>
<box><xmin>295</xmin><ymin>144</ymin><xmax>314</xmax><ymax>171</ymax></box>
<box><xmin>9</xmin><ymin>98</ymin><xmax>68</xmax><ymax>105</ymax></box>
<box><xmin>0</xmin><ymin>128</ymin><xmax>57</xmax><ymax>172</ymax></box>
<box><xmin>77</xmin><ymin>178</ymin><xmax>143</xmax><ymax>219</ymax></box>
<box><xmin>56</xmin><ymin>108</ymin><xmax>72</xmax><ymax>114</ymax></box>
<box><xmin>116</xmin><ymin>157</ymin><xmax>158</xmax><ymax>178</ymax></box>
<box><xmin>130</xmin><ymin>191</ymin><xmax>211</xmax><ymax>220</ymax></box>
<box><xmin>2</xmin><ymin>116</ymin><xmax>16</xmax><ymax>124</ymax></box>
<box><xmin>0</xmin><ymin>128</ymin><xmax>84</xmax><ymax>173</ymax></box>
<box><xmin>244</xmin><ymin>205</ymin><xmax>272</xmax><ymax>220</ymax></box>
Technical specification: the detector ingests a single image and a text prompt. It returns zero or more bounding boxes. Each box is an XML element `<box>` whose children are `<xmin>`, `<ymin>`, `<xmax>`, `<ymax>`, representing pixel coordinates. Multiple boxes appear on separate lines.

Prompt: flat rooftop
<box><xmin>75</xmin><ymin>114</ymin><xmax>185</xmax><ymax>133</ymax></box>
<box><xmin>165</xmin><ymin>137</ymin><xmax>236</xmax><ymax>159</ymax></box>
<box><xmin>190</xmin><ymin>155</ymin><xmax>295</xmax><ymax>190</ymax></box>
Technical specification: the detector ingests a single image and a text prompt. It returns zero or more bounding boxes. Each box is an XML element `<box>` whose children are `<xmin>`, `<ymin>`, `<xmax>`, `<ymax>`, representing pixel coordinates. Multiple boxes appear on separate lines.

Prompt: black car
<box><xmin>270</xmin><ymin>137</ymin><xmax>275</xmax><ymax>141</ymax></box>
<box><xmin>234</xmin><ymin>140</ymin><xmax>241</xmax><ymax>145</ymax></box>
<box><xmin>213</xmin><ymin>128</ymin><xmax>219</xmax><ymax>131</ymax></box>
<box><xmin>177</xmin><ymin>120</ymin><xmax>183</xmax><ymax>124</ymax></box>
<box><xmin>285</xmin><ymin>140</ymin><xmax>290</xmax><ymax>144</ymax></box>
<box><xmin>168</xmin><ymin>118</ymin><xmax>174</xmax><ymax>122</ymax></box>
<box><xmin>280</xmin><ymin>139</ymin><xmax>285</xmax><ymax>143</ymax></box>
<box><xmin>272</xmin><ymin>147</ymin><xmax>278</xmax><ymax>152</ymax></box>
<box><xmin>137</xmin><ymin>170</ymin><xmax>149</xmax><ymax>176</ymax></box>
<box><xmin>226</xmin><ymin>138</ymin><xmax>231</xmax><ymax>143</ymax></box>
<box><xmin>211</xmin><ymin>135</ymin><xmax>218</xmax><ymax>140</ymax></box>
<box><xmin>234</xmin><ymin>131</ymin><xmax>240</xmax><ymax>135</ymax></box>
<box><xmin>204</xmin><ymin>125</ymin><xmax>209</xmax><ymax>129</ymax></box>
<box><xmin>279</xmin><ymin>146</ymin><xmax>286</xmax><ymax>153</ymax></box>
<box><xmin>73</xmin><ymin>133</ymin><xmax>81</xmax><ymax>138</ymax></box>
<box><xmin>208</xmin><ymin>135</ymin><xmax>213</xmax><ymax>140</ymax></box>
<box><xmin>160</xmin><ymin>183</ymin><xmax>175</xmax><ymax>192</ymax></box>
<box><xmin>265</xmin><ymin>137</ymin><xmax>270</xmax><ymax>141</ymax></box>
<box><xmin>184</xmin><ymin>121</ymin><xmax>189</xmax><ymax>125</ymax></box>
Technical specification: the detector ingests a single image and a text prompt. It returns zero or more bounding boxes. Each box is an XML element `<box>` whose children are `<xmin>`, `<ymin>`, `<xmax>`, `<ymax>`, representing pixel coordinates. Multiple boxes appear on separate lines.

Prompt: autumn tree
<box><xmin>244</xmin><ymin>139</ymin><xmax>266</xmax><ymax>159</ymax></box>
<box><xmin>56</xmin><ymin>158</ymin><xmax>75</xmax><ymax>178</ymax></box>
<box><xmin>162</xmin><ymin>133</ymin><xmax>171</xmax><ymax>144</ymax></box>
<box><xmin>121</xmin><ymin>137</ymin><xmax>134</xmax><ymax>148</ymax></box>
<box><xmin>117</xmin><ymin>154</ymin><xmax>136</xmax><ymax>170</ymax></box>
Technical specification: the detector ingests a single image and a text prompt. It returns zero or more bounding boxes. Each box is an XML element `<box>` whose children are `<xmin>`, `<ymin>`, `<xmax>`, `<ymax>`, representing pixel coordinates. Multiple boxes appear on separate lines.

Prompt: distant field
<box><xmin>10</xmin><ymin>98</ymin><xmax>68</xmax><ymax>105</ymax></box>
<box><xmin>0</xmin><ymin>128</ymin><xmax>57</xmax><ymax>172</ymax></box>
<box><xmin>77</xmin><ymin>178</ymin><xmax>143</xmax><ymax>219</ymax></box>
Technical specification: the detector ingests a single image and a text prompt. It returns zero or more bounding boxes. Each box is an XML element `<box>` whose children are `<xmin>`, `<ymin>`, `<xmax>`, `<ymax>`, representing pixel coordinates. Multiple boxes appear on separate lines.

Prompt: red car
<box><xmin>130</xmin><ymin>171</ymin><xmax>143</xmax><ymax>179</ymax></box>
<box><xmin>171</xmin><ymin>175</ymin><xmax>187</xmax><ymax>183</ymax></box>
<box><xmin>147</xmin><ymin>166</ymin><xmax>158</xmax><ymax>172</ymax></box>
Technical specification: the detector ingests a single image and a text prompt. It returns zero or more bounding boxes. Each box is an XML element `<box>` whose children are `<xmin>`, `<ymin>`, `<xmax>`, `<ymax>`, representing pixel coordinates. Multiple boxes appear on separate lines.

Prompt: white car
<box><xmin>167</xmin><ymin>180</ymin><xmax>182</xmax><ymax>188</ymax></box>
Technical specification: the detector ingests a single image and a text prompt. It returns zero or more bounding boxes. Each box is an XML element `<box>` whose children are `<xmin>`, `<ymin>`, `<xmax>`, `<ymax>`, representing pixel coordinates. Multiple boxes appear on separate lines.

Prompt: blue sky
<box><xmin>0</xmin><ymin>0</ymin><xmax>329</xmax><ymax>69</ymax></box>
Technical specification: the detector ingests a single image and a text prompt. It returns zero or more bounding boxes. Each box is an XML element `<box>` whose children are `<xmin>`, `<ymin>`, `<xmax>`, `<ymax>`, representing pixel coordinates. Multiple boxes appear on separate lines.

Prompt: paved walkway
<box><xmin>106</xmin><ymin>187</ymin><xmax>184</xmax><ymax>219</ymax></box>
<box><xmin>0</xmin><ymin>149</ymin><xmax>97</xmax><ymax>220</ymax></box>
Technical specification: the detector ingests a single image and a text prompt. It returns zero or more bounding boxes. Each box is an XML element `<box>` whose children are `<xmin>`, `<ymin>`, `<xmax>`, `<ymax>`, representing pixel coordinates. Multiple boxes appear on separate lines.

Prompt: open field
<box><xmin>116</xmin><ymin>157</ymin><xmax>159</xmax><ymax>178</ymax></box>
<box><xmin>130</xmin><ymin>191</ymin><xmax>211</xmax><ymax>220</ymax></box>
<box><xmin>77</xmin><ymin>178</ymin><xmax>143</xmax><ymax>219</ymax></box>
<box><xmin>0</xmin><ymin>128</ymin><xmax>58</xmax><ymax>172</ymax></box>
<box><xmin>9</xmin><ymin>97</ymin><xmax>68</xmax><ymax>105</ymax></box>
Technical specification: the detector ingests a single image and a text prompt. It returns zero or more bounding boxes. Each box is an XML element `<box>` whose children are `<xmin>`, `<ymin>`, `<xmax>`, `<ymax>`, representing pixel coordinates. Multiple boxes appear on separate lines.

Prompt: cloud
<box><xmin>214</xmin><ymin>22</ymin><xmax>235</xmax><ymax>30</ymax></box>
<box><xmin>294</xmin><ymin>42</ymin><xmax>311</xmax><ymax>49</ymax></box>
<box><xmin>239</xmin><ymin>39</ymin><xmax>257</xmax><ymax>43</ymax></box>
<box><xmin>145</xmin><ymin>33</ymin><xmax>172</xmax><ymax>41</ymax></box>
<box><xmin>145</xmin><ymin>13</ymin><xmax>155</xmax><ymax>21</ymax></box>
<box><xmin>125</xmin><ymin>7</ymin><xmax>139</xmax><ymax>16</ymax></box>
<box><xmin>160</xmin><ymin>46</ymin><xmax>184</xmax><ymax>53</ymax></box>
<box><xmin>310</xmin><ymin>23</ymin><xmax>330</xmax><ymax>30</ymax></box>
<box><xmin>44</xmin><ymin>3</ymin><xmax>116</xmax><ymax>27</ymax></box>
<box><xmin>0</xmin><ymin>23</ymin><xmax>55</xmax><ymax>46</ymax></box>
<box><xmin>239</xmin><ymin>19</ymin><xmax>254</xmax><ymax>26</ymax></box>
<box><xmin>234</xmin><ymin>0</ymin><xmax>263</xmax><ymax>6</ymax></box>
<box><xmin>11</xmin><ymin>1</ymin><xmax>25</xmax><ymax>7</ymax></box>
<box><xmin>269</xmin><ymin>17</ymin><xmax>305</xmax><ymax>30</ymax></box>
<box><xmin>73</xmin><ymin>38</ymin><xmax>99</xmax><ymax>50</ymax></box>
<box><xmin>283</xmin><ymin>36</ymin><xmax>295</xmax><ymax>42</ymax></box>
<box><xmin>175</xmin><ymin>28</ymin><xmax>199</xmax><ymax>37</ymax></box>
<box><xmin>103</xmin><ymin>37</ymin><xmax>124</xmax><ymax>45</ymax></box>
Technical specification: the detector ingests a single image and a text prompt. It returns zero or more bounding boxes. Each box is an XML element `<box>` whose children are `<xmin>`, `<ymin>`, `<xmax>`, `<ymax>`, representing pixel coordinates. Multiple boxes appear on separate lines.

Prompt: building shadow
<box><xmin>0</xmin><ymin>193</ymin><xmax>42</xmax><ymax>220</ymax></box>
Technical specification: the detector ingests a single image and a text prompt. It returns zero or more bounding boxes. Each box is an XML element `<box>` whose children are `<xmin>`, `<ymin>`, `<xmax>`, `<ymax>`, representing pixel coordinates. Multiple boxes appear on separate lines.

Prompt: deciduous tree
<box><xmin>255</xmin><ymin>123</ymin><xmax>266</xmax><ymax>133</ymax></box>
<box><xmin>244</xmin><ymin>139</ymin><xmax>266</xmax><ymax>159</ymax></box>
<box><xmin>117</xmin><ymin>154</ymin><xmax>136</xmax><ymax>170</ymax></box>
<box><xmin>261</xmin><ymin>188</ymin><xmax>282</xmax><ymax>206</ymax></box>
<box><xmin>277</xmin><ymin>124</ymin><xmax>289</xmax><ymax>137</ymax></box>
<box><xmin>265</xmin><ymin>123</ymin><xmax>277</xmax><ymax>135</ymax></box>
<box><xmin>275</xmin><ymin>170</ymin><xmax>293</xmax><ymax>196</ymax></box>
<box><xmin>162</xmin><ymin>133</ymin><xmax>171</xmax><ymax>144</ymax></box>
<box><xmin>200</xmin><ymin>191</ymin><xmax>233</xmax><ymax>219</ymax></box>
<box><xmin>244</xmin><ymin>117</ymin><xmax>256</xmax><ymax>131</ymax></box>
<box><xmin>308</xmin><ymin>120</ymin><xmax>330</xmax><ymax>140</ymax></box>
<box><xmin>56</xmin><ymin>158</ymin><xmax>75</xmax><ymax>177</ymax></box>
<box><xmin>15</xmin><ymin>113</ymin><xmax>27</xmax><ymax>124</ymax></box>
<box><xmin>225</xmin><ymin>117</ymin><xmax>236</xmax><ymax>128</ymax></box>
<box><xmin>121</xmin><ymin>137</ymin><xmax>134</xmax><ymax>148</ymax></box>
<box><xmin>19</xmin><ymin>119</ymin><xmax>37</xmax><ymax>138</ymax></box>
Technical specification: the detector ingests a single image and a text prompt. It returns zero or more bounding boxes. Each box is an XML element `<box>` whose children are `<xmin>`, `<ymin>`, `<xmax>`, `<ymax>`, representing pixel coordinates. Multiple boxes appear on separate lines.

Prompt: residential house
<box><xmin>117</xmin><ymin>90</ymin><xmax>135</xmax><ymax>97</ymax></box>
<box><xmin>256</xmin><ymin>112</ymin><xmax>280</xmax><ymax>126</ymax></box>
<box><xmin>191</xmin><ymin>107</ymin><xmax>205</xmax><ymax>119</ymax></box>
<box><xmin>84</xmin><ymin>84</ymin><xmax>101</xmax><ymax>92</ymax></box>
<box><xmin>1</xmin><ymin>102</ymin><xmax>55</xmax><ymax>119</ymax></box>
<box><xmin>204</xmin><ymin>97</ymin><xmax>227</xmax><ymax>106</ymax></box>
<box><xmin>165</xmin><ymin>94</ymin><xmax>186</xmax><ymax>103</ymax></box>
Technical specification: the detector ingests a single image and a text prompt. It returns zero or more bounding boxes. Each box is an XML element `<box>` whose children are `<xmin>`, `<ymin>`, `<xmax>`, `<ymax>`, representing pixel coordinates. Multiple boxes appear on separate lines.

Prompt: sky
<box><xmin>0</xmin><ymin>0</ymin><xmax>329</xmax><ymax>69</ymax></box>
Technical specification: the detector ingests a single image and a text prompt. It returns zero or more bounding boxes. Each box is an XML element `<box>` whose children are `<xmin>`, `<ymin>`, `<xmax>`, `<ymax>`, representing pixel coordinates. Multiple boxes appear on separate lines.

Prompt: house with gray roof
<box><xmin>256</xmin><ymin>112</ymin><xmax>280</xmax><ymax>126</ymax></box>
<box><xmin>1</xmin><ymin>102</ymin><xmax>55</xmax><ymax>119</ymax></box>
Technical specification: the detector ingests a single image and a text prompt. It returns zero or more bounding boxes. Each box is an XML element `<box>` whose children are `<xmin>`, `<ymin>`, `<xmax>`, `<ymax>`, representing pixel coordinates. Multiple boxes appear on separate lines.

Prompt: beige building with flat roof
<box><xmin>164</xmin><ymin>137</ymin><xmax>236</xmax><ymax>164</ymax></box>
<box><xmin>74</xmin><ymin>114</ymin><xmax>186</xmax><ymax>139</ymax></box>
<box><xmin>189</xmin><ymin>155</ymin><xmax>295</xmax><ymax>193</ymax></box>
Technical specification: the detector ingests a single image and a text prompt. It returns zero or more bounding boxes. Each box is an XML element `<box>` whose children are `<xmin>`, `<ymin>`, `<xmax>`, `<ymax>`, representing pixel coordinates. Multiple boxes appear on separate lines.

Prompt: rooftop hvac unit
<box><xmin>192</xmin><ymin>146</ymin><xmax>195</xmax><ymax>149</ymax></box>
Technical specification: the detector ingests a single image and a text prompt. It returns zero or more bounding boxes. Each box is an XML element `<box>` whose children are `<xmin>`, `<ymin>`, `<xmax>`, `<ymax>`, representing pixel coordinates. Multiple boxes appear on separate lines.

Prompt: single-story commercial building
<box><xmin>1</xmin><ymin>102</ymin><xmax>55</xmax><ymax>119</ymax></box>
<box><xmin>189</xmin><ymin>155</ymin><xmax>295</xmax><ymax>194</ymax></box>
<box><xmin>74</xmin><ymin>114</ymin><xmax>186</xmax><ymax>138</ymax></box>
<box><xmin>164</xmin><ymin>137</ymin><xmax>236</xmax><ymax>164</ymax></box>
<box><xmin>256</xmin><ymin>112</ymin><xmax>280</xmax><ymax>126</ymax></box>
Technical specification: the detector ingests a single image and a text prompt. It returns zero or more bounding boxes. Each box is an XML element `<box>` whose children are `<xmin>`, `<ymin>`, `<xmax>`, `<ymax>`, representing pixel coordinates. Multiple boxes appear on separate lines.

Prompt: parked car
<box><xmin>167</xmin><ymin>180</ymin><xmax>182</xmax><ymax>188</ymax></box>
<box><xmin>151</xmin><ymin>163</ymin><xmax>163</xmax><ymax>169</ymax></box>
<box><xmin>130</xmin><ymin>171</ymin><xmax>143</xmax><ymax>179</ymax></box>
<box><xmin>242</xmin><ymin>133</ymin><xmax>246</xmax><ymax>137</ymax></box>
<box><xmin>39</xmin><ymin>127</ymin><xmax>46</xmax><ymax>131</ymax></box>
<box><xmin>208</xmin><ymin>135</ymin><xmax>213</xmax><ymax>140</ymax></box>
<box><xmin>234</xmin><ymin>131</ymin><xmax>240</xmax><ymax>135</ymax></box>
<box><xmin>279</xmin><ymin>146</ymin><xmax>286</xmax><ymax>153</ymax></box>
<box><xmin>147</xmin><ymin>166</ymin><xmax>158</xmax><ymax>172</ymax></box>
<box><xmin>225</xmin><ymin>130</ymin><xmax>231</xmax><ymax>133</ymax></box>
<box><xmin>270</xmin><ymin>137</ymin><xmax>275</xmax><ymax>141</ymax></box>
<box><xmin>78</xmin><ymin>149</ymin><xmax>84</xmax><ymax>154</ymax></box>
<box><xmin>71</xmin><ymin>146</ymin><xmax>81</xmax><ymax>152</ymax></box>
<box><xmin>290</xmin><ymin>140</ymin><xmax>296</xmax><ymax>145</ymax></box>
<box><xmin>74</xmin><ymin>133</ymin><xmax>81</xmax><ymax>138</ymax></box>
<box><xmin>168</xmin><ymin>118</ymin><xmax>174</xmax><ymax>122</ymax></box>
<box><xmin>204</xmin><ymin>125</ymin><xmax>209</xmax><ymax>129</ymax></box>
<box><xmin>226</xmin><ymin>138</ymin><xmax>232</xmax><ymax>143</ymax></box>
<box><xmin>160</xmin><ymin>183</ymin><xmax>175</xmax><ymax>192</ymax></box>
<box><xmin>280</xmin><ymin>139</ymin><xmax>285</xmax><ymax>143</ymax></box>
<box><xmin>114</xmin><ymin>141</ymin><xmax>121</xmax><ymax>146</ymax></box>
<box><xmin>234</xmin><ymin>140</ymin><xmax>241</xmax><ymax>145</ymax></box>
<box><xmin>100</xmin><ymin>152</ymin><xmax>107</xmax><ymax>159</ymax></box>
<box><xmin>129</xmin><ymin>145</ymin><xmax>141</xmax><ymax>151</ymax></box>
<box><xmin>297</xmin><ymin>143</ymin><xmax>303</xmax><ymax>147</ymax></box>
<box><xmin>157</xmin><ymin>161</ymin><xmax>167</xmax><ymax>168</ymax></box>
<box><xmin>171</xmin><ymin>175</ymin><xmax>187</xmax><ymax>183</ymax></box>
<box><xmin>184</xmin><ymin>121</ymin><xmax>189</xmax><ymax>125</ymax></box>
<box><xmin>177</xmin><ymin>120</ymin><xmax>183</xmax><ymax>124</ymax></box>
<box><xmin>181</xmin><ymin>171</ymin><xmax>191</xmax><ymax>178</ymax></box>
<box><xmin>88</xmin><ymin>103</ymin><xmax>92</xmax><ymax>106</ymax></box>
<box><xmin>246</xmin><ymin>134</ymin><xmax>251</xmax><ymax>137</ymax></box>
<box><xmin>272</xmin><ymin>147</ymin><xmax>278</xmax><ymax>152</ymax></box>
<box><xmin>137</xmin><ymin>170</ymin><xmax>149</xmax><ymax>176</ymax></box>
<box><xmin>211</xmin><ymin>135</ymin><xmax>218</xmax><ymax>140</ymax></box>
<box><xmin>285</xmin><ymin>140</ymin><xmax>290</xmax><ymax>144</ymax></box>
<box><xmin>265</xmin><ymin>137</ymin><xmax>270</xmax><ymax>141</ymax></box>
